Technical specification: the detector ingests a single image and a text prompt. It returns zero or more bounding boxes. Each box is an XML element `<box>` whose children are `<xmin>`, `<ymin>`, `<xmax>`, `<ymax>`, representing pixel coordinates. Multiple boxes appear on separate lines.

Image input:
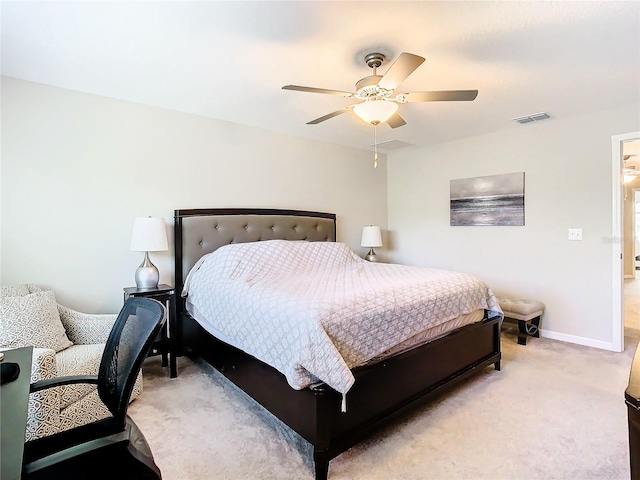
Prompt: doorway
<box><xmin>625</xmin><ymin>188</ymin><xmax>640</xmax><ymax>333</ymax></box>
<box><xmin>613</xmin><ymin>132</ymin><xmax>640</xmax><ymax>352</ymax></box>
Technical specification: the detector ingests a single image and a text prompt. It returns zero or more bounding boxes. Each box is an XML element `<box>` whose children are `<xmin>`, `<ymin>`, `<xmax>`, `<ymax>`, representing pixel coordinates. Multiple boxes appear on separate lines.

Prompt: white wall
<box><xmin>1</xmin><ymin>77</ymin><xmax>388</xmax><ymax>313</ymax></box>
<box><xmin>388</xmin><ymin>103</ymin><xmax>640</xmax><ymax>349</ymax></box>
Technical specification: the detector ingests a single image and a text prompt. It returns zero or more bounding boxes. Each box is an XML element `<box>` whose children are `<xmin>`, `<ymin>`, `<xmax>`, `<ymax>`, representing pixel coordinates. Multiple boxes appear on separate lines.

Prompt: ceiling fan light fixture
<box><xmin>353</xmin><ymin>100</ymin><xmax>398</xmax><ymax>125</ymax></box>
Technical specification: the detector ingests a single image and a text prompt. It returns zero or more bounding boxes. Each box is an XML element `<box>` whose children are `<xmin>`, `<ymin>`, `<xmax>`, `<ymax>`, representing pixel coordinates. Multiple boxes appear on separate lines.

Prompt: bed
<box><xmin>174</xmin><ymin>208</ymin><xmax>502</xmax><ymax>480</ymax></box>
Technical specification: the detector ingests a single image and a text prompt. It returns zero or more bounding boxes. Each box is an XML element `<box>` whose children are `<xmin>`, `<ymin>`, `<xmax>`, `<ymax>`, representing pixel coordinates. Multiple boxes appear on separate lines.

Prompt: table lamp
<box><xmin>361</xmin><ymin>225</ymin><xmax>382</xmax><ymax>262</ymax></box>
<box><xmin>130</xmin><ymin>217</ymin><xmax>168</xmax><ymax>289</ymax></box>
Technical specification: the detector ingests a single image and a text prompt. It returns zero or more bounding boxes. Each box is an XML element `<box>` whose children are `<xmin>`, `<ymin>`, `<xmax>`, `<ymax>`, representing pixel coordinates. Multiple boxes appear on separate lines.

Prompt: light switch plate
<box><xmin>568</xmin><ymin>228</ymin><xmax>583</xmax><ymax>241</ymax></box>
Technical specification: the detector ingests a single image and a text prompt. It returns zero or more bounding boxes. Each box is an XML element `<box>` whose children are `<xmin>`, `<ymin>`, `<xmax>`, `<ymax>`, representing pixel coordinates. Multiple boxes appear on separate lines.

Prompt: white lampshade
<box><xmin>130</xmin><ymin>217</ymin><xmax>168</xmax><ymax>252</ymax></box>
<box><xmin>353</xmin><ymin>100</ymin><xmax>398</xmax><ymax>124</ymax></box>
<box><xmin>361</xmin><ymin>226</ymin><xmax>383</xmax><ymax>248</ymax></box>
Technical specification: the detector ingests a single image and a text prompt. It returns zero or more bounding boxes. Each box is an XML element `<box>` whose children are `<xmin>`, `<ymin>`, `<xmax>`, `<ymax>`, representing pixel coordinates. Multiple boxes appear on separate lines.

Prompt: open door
<box><xmin>612</xmin><ymin>132</ymin><xmax>640</xmax><ymax>353</ymax></box>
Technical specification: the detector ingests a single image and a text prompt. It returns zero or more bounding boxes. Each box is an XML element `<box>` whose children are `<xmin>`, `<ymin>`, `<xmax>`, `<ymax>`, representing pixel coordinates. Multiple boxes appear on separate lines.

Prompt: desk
<box><xmin>1</xmin><ymin>346</ymin><xmax>33</xmax><ymax>480</ymax></box>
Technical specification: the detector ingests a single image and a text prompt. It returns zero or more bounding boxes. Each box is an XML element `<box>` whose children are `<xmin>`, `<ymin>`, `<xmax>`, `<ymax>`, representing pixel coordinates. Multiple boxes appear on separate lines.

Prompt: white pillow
<box><xmin>0</xmin><ymin>289</ymin><xmax>73</xmax><ymax>352</ymax></box>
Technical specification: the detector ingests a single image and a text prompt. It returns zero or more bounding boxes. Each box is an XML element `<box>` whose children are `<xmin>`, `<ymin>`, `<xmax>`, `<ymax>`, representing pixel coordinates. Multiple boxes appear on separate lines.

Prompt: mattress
<box><xmin>183</xmin><ymin>240</ymin><xmax>503</xmax><ymax>397</ymax></box>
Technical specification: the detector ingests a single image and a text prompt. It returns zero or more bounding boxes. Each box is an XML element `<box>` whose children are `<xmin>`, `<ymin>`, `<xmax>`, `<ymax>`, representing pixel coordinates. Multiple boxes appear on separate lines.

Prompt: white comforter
<box><xmin>183</xmin><ymin>240</ymin><xmax>502</xmax><ymax>397</ymax></box>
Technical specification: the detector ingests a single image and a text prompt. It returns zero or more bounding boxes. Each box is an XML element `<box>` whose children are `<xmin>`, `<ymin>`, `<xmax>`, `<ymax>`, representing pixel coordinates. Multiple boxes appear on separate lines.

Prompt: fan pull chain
<box><xmin>373</xmin><ymin>123</ymin><xmax>378</xmax><ymax>169</ymax></box>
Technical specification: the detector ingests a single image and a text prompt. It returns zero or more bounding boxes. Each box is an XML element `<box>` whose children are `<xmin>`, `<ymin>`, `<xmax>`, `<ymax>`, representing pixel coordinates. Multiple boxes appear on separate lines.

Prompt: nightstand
<box><xmin>123</xmin><ymin>284</ymin><xmax>178</xmax><ymax>378</ymax></box>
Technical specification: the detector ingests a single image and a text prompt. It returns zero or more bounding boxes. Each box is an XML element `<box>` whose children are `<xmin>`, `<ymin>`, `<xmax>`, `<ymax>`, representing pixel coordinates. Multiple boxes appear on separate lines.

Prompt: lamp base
<box><xmin>135</xmin><ymin>252</ymin><xmax>159</xmax><ymax>290</ymax></box>
<box><xmin>364</xmin><ymin>248</ymin><xmax>379</xmax><ymax>262</ymax></box>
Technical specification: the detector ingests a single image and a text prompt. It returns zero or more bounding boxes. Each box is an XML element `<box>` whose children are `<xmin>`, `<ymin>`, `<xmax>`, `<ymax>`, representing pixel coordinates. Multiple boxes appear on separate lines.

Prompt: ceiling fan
<box><xmin>282</xmin><ymin>52</ymin><xmax>478</xmax><ymax>128</ymax></box>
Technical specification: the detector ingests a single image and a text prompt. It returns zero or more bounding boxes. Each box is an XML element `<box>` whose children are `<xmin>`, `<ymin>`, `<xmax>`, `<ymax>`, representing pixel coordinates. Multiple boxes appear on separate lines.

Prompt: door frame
<box><xmin>612</xmin><ymin>131</ymin><xmax>640</xmax><ymax>353</ymax></box>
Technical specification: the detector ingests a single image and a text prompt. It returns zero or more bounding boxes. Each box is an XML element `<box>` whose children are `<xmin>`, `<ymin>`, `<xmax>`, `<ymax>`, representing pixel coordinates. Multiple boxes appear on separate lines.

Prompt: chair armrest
<box><xmin>30</xmin><ymin>374</ymin><xmax>98</xmax><ymax>393</ymax></box>
<box><xmin>58</xmin><ymin>304</ymin><xmax>117</xmax><ymax>345</ymax></box>
<box><xmin>30</xmin><ymin>348</ymin><xmax>58</xmax><ymax>382</ymax></box>
<box><xmin>26</xmin><ymin>348</ymin><xmax>61</xmax><ymax>441</ymax></box>
<box><xmin>23</xmin><ymin>429</ymin><xmax>129</xmax><ymax>476</ymax></box>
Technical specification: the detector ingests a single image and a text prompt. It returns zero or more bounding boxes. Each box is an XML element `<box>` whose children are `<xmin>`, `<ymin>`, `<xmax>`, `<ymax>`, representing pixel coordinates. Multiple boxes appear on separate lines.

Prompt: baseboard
<box><xmin>540</xmin><ymin>329</ymin><xmax>615</xmax><ymax>351</ymax></box>
<box><xmin>625</xmin><ymin>274</ymin><xmax>634</xmax><ymax>279</ymax></box>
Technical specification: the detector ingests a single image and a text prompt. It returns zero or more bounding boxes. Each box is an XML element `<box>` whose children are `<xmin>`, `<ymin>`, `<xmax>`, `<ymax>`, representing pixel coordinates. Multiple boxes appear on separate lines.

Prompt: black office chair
<box><xmin>22</xmin><ymin>297</ymin><xmax>166</xmax><ymax>480</ymax></box>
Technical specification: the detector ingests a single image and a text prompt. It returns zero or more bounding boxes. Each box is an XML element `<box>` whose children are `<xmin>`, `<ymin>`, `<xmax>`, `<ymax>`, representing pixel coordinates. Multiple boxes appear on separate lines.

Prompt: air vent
<box><xmin>369</xmin><ymin>139</ymin><xmax>415</xmax><ymax>150</ymax></box>
<box><xmin>513</xmin><ymin>112</ymin><xmax>550</xmax><ymax>124</ymax></box>
<box><xmin>530</xmin><ymin>112</ymin><xmax>550</xmax><ymax>121</ymax></box>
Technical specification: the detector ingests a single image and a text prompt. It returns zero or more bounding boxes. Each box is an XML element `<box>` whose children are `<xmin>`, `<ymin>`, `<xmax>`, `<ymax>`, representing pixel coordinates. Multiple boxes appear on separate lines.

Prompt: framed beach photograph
<box><xmin>450</xmin><ymin>172</ymin><xmax>525</xmax><ymax>226</ymax></box>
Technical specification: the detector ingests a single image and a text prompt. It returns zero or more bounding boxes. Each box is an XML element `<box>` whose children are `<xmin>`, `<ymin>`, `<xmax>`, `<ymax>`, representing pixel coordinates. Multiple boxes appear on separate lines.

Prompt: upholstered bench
<box><xmin>496</xmin><ymin>297</ymin><xmax>545</xmax><ymax>345</ymax></box>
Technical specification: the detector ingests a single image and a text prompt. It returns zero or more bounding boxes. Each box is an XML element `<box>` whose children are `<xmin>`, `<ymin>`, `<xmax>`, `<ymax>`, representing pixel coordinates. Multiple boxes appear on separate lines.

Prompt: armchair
<box><xmin>0</xmin><ymin>284</ymin><xmax>143</xmax><ymax>441</ymax></box>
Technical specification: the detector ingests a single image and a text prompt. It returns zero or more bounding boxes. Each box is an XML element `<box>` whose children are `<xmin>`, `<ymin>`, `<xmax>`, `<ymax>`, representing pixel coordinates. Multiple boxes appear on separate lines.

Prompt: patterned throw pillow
<box><xmin>0</xmin><ymin>289</ymin><xmax>73</xmax><ymax>352</ymax></box>
<box><xmin>0</xmin><ymin>284</ymin><xmax>43</xmax><ymax>297</ymax></box>
<box><xmin>1</xmin><ymin>284</ymin><xmax>31</xmax><ymax>297</ymax></box>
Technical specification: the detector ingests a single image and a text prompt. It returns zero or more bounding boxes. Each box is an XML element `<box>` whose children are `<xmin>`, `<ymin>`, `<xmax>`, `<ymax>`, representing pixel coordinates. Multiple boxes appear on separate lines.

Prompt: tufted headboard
<box><xmin>174</xmin><ymin>208</ymin><xmax>336</xmax><ymax>311</ymax></box>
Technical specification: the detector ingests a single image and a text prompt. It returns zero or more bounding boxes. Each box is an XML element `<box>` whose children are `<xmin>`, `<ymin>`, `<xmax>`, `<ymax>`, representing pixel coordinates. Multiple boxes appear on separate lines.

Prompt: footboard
<box><xmin>181</xmin><ymin>313</ymin><xmax>501</xmax><ymax>480</ymax></box>
<box><xmin>312</xmin><ymin>315</ymin><xmax>501</xmax><ymax>477</ymax></box>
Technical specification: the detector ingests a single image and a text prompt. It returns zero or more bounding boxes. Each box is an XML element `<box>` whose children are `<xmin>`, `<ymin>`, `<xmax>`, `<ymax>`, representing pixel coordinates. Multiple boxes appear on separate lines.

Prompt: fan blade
<box><xmin>399</xmin><ymin>90</ymin><xmax>478</xmax><ymax>102</ymax></box>
<box><xmin>282</xmin><ymin>85</ymin><xmax>354</xmax><ymax>97</ymax></box>
<box><xmin>378</xmin><ymin>53</ymin><xmax>426</xmax><ymax>90</ymax></box>
<box><xmin>386</xmin><ymin>112</ymin><xmax>407</xmax><ymax>129</ymax></box>
<box><xmin>307</xmin><ymin>105</ymin><xmax>356</xmax><ymax>125</ymax></box>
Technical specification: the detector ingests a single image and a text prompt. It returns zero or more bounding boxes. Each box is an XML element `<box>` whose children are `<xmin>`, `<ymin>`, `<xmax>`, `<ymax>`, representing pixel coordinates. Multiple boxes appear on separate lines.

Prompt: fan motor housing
<box><xmin>355</xmin><ymin>75</ymin><xmax>383</xmax><ymax>96</ymax></box>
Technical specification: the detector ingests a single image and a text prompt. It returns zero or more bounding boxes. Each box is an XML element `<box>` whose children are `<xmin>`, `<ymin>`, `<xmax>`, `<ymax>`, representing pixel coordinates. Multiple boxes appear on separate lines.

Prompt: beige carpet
<box><xmin>128</xmin><ymin>325</ymin><xmax>638</xmax><ymax>480</ymax></box>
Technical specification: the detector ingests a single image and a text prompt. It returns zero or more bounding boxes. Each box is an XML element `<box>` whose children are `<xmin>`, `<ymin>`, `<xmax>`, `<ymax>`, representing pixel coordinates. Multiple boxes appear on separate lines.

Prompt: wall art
<box><xmin>450</xmin><ymin>172</ymin><xmax>524</xmax><ymax>226</ymax></box>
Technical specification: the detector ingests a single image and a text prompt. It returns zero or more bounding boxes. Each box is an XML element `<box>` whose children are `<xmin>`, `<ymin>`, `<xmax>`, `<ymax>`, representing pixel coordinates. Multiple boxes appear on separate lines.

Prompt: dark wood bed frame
<box><xmin>174</xmin><ymin>208</ymin><xmax>501</xmax><ymax>480</ymax></box>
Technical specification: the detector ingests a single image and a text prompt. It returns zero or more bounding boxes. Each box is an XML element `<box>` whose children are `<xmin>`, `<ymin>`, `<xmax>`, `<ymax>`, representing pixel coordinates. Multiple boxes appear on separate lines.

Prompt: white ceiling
<box><xmin>1</xmin><ymin>1</ymin><xmax>639</xmax><ymax>152</ymax></box>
